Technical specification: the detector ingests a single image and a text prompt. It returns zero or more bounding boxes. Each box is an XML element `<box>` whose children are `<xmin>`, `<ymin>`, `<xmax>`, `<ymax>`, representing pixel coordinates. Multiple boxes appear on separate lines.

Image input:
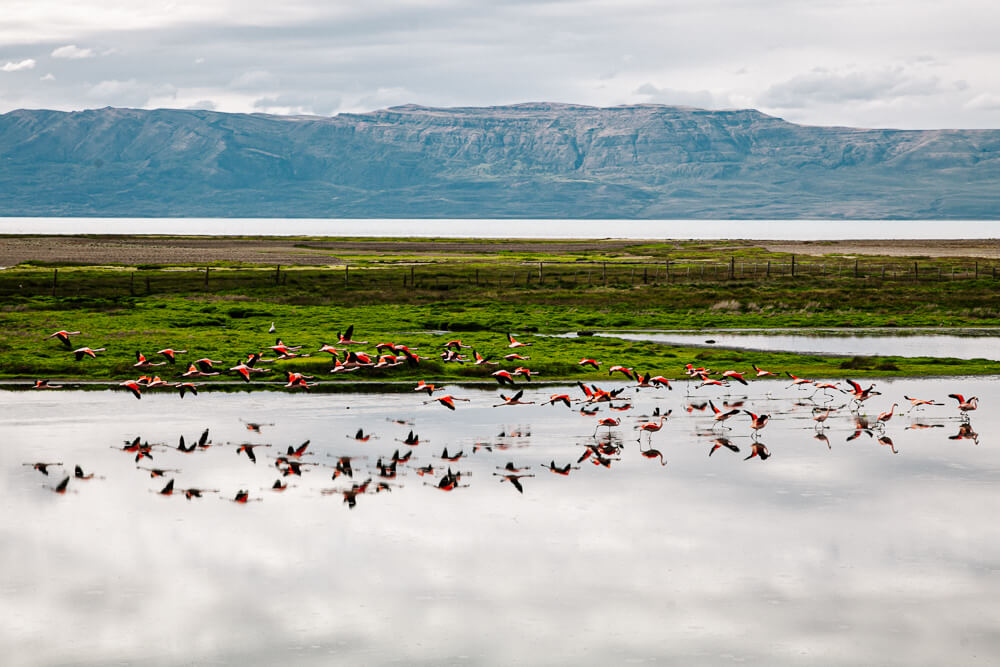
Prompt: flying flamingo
<box><xmin>45</xmin><ymin>330</ymin><xmax>80</xmax><ymax>347</ymax></box>
<box><xmin>578</xmin><ymin>358</ymin><xmax>601</xmax><ymax>370</ymax></box>
<box><xmin>72</xmin><ymin>347</ymin><xmax>105</xmax><ymax>361</ymax></box>
<box><xmin>424</xmin><ymin>395</ymin><xmax>470</xmax><ymax>410</ymax></box>
<box><xmin>493</xmin><ymin>472</ymin><xmax>535</xmax><ymax>493</ymax></box>
<box><xmin>752</xmin><ymin>364</ymin><xmax>777</xmax><ymax>378</ymax></box>
<box><xmin>120</xmin><ymin>380</ymin><xmax>143</xmax><ymax>400</ymax></box>
<box><xmin>506</xmin><ymin>333</ymin><xmax>531</xmax><ymax>348</ymax></box>
<box><xmin>721</xmin><ymin>370</ymin><xmax>749</xmax><ymax>386</ymax></box>
<box><xmin>948</xmin><ymin>394</ymin><xmax>979</xmax><ymax>418</ymax></box>
<box><xmin>608</xmin><ymin>365</ymin><xmax>634</xmax><ymax>381</ymax></box>
<box><xmin>542</xmin><ymin>461</ymin><xmax>579</xmax><ymax>475</ymax></box>
<box><xmin>546</xmin><ymin>394</ymin><xmax>572</xmax><ymax>407</ymax></box>
<box><xmin>785</xmin><ymin>372</ymin><xmax>813</xmax><ymax>389</ymax></box>
<box><xmin>708</xmin><ymin>400</ymin><xmax>740</xmax><ymax>428</ymax></box>
<box><xmin>156</xmin><ymin>348</ymin><xmax>186</xmax><ymax>364</ymax></box>
<box><xmin>32</xmin><ymin>379</ymin><xmax>63</xmax><ymax>389</ymax></box>
<box><xmin>904</xmin><ymin>395</ymin><xmax>944</xmax><ymax>413</ymax></box>
<box><xmin>337</xmin><ymin>325</ymin><xmax>368</xmax><ymax>345</ymax></box>
<box><xmin>493</xmin><ymin>390</ymin><xmax>536</xmax><ymax>407</ymax></box>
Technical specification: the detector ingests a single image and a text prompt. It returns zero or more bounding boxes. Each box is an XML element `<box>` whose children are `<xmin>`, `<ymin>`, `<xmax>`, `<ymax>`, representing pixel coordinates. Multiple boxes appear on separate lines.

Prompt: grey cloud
<box><xmin>87</xmin><ymin>79</ymin><xmax>176</xmax><ymax>107</ymax></box>
<box><xmin>634</xmin><ymin>83</ymin><xmax>731</xmax><ymax>110</ymax></box>
<box><xmin>761</xmin><ymin>67</ymin><xmax>947</xmax><ymax>108</ymax></box>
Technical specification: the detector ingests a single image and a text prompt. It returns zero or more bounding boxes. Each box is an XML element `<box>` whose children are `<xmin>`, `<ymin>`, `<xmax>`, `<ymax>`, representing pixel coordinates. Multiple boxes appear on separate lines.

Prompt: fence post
<box><xmin>665</xmin><ymin>261</ymin><xmax>670</xmax><ymax>283</ymax></box>
<box><xmin>204</xmin><ymin>266</ymin><xmax>209</xmax><ymax>287</ymax></box>
<box><xmin>766</xmin><ymin>261</ymin><xmax>771</xmax><ymax>278</ymax></box>
<box><xmin>855</xmin><ymin>259</ymin><xmax>859</xmax><ymax>278</ymax></box>
<box><xmin>410</xmin><ymin>265</ymin><xmax>415</xmax><ymax>286</ymax></box>
<box><xmin>603</xmin><ymin>262</ymin><xmax>607</xmax><ymax>285</ymax></box>
<box><xmin>729</xmin><ymin>256</ymin><xmax>735</xmax><ymax>280</ymax></box>
<box><xmin>274</xmin><ymin>265</ymin><xmax>280</xmax><ymax>285</ymax></box>
<box><xmin>975</xmin><ymin>262</ymin><xmax>979</xmax><ymax>279</ymax></box>
<box><xmin>791</xmin><ymin>255</ymin><xmax>796</xmax><ymax>277</ymax></box>
<box><xmin>538</xmin><ymin>262</ymin><xmax>543</xmax><ymax>283</ymax></box>
<box><xmin>345</xmin><ymin>265</ymin><xmax>349</xmax><ymax>285</ymax></box>
<box><xmin>52</xmin><ymin>268</ymin><xmax>58</xmax><ymax>297</ymax></box>
<box><xmin>914</xmin><ymin>261</ymin><xmax>918</xmax><ymax>280</ymax></box>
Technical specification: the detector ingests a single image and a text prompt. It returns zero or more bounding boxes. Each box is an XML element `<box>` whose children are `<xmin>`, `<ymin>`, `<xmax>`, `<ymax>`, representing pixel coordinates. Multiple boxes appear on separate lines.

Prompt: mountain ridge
<box><xmin>1</xmin><ymin>103</ymin><xmax>998</xmax><ymax>218</ymax></box>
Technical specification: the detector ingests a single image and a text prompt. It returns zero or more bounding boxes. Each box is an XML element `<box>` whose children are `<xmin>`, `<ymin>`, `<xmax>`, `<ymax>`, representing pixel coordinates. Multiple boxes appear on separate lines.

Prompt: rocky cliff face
<box><xmin>1</xmin><ymin>103</ymin><xmax>998</xmax><ymax>218</ymax></box>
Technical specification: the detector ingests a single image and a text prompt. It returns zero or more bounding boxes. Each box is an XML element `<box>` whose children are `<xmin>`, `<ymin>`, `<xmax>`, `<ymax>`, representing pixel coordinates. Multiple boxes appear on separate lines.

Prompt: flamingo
<box><xmin>72</xmin><ymin>347</ymin><xmax>105</xmax><ymax>361</ymax></box>
<box><xmin>336</xmin><ymin>325</ymin><xmax>367</xmax><ymax>345</ymax></box>
<box><xmin>752</xmin><ymin>364</ymin><xmax>777</xmax><ymax>378</ymax></box>
<box><xmin>504</xmin><ymin>353</ymin><xmax>530</xmax><ymax>361</ymax></box>
<box><xmin>349</xmin><ymin>428</ymin><xmax>375</xmax><ymax>442</ymax></box>
<box><xmin>506</xmin><ymin>332</ymin><xmax>531</xmax><ymax>348</ymax></box>
<box><xmin>513</xmin><ymin>367</ymin><xmax>538</xmax><ymax>381</ymax></box>
<box><xmin>156</xmin><ymin>348</ymin><xmax>186</xmax><ymax>364</ymax></box>
<box><xmin>492</xmin><ymin>471</ymin><xmax>535</xmax><ymax>493</ymax></box>
<box><xmin>24</xmin><ymin>462</ymin><xmax>62</xmax><ymax>475</ymax></box>
<box><xmin>542</xmin><ymin>461</ymin><xmax>578</xmax><ymax>475</ymax></box>
<box><xmin>812</xmin><ymin>407</ymin><xmax>834</xmax><ymax>427</ymax></box>
<box><xmin>472</xmin><ymin>350</ymin><xmax>498</xmax><ymax>366</ymax></box>
<box><xmin>785</xmin><ymin>372</ymin><xmax>813</xmax><ymax>389</ymax></box>
<box><xmin>492</xmin><ymin>370</ymin><xmax>518</xmax><ymax>386</ymax></box>
<box><xmin>194</xmin><ymin>358</ymin><xmax>223</xmax><ymax>373</ymax></box>
<box><xmin>876</xmin><ymin>403</ymin><xmax>898</xmax><ymax>426</ymax></box>
<box><xmin>181</xmin><ymin>363</ymin><xmax>218</xmax><ymax>378</ymax></box>
<box><xmin>120</xmin><ymin>380</ymin><xmax>142</xmax><ymax>400</ymax></box>
<box><xmin>708</xmin><ymin>400</ymin><xmax>740</xmax><ymax>428</ymax></box>
<box><xmin>396</xmin><ymin>430</ymin><xmax>420</xmax><ymax>446</ymax></box>
<box><xmin>237</xmin><ymin>443</ymin><xmax>271</xmax><ymax>464</ymax></box>
<box><xmin>175</xmin><ymin>382</ymin><xmax>198</xmax><ymax>398</ymax></box>
<box><xmin>578</xmin><ymin>358</ymin><xmax>601</xmax><ymax>370</ymax></box>
<box><xmin>440</xmin><ymin>447</ymin><xmax>464</xmax><ymax>461</ymax></box>
<box><xmin>744</xmin><ymin>410</ymin><xmax>770</xmax><ymax>435</ymax></box>
<box><xmin>636</xmin><ymin>415</ymin><xmax>670</xmax><ymax>442</ymax></box>
<box><xmin>650</xmin><ymin>375</ymin><xmax>673</xmax><ymax>390</ymax></box>
<box><xmin>904</xmin><ymin>395</ymin><xmax>944</xmax><ymax>412</ymax></box>
<box><xmin>424</xmin><ymin>395</ymin><xmax>470</xmax><ymax>410</ymax></box>
<box><xmin>45</xmin><ymin>330</ymin><xmax>80</xmax><ymax>347</ymax></box>
<box><xmin>593</xmin><ymin>416</ymin><xmax>620</xmax><ymax>437</ymax></box>
<box><xmin>844</xmin><ymin>379</ymin><xmax>881</xmax><ymax>403</ymax></box>
<box><xmin>493</xmin><ymin>390</ymin><xmax>536</xmax><ymax>407</ymax></box>
<box><xmin>948</xmin><ymin>394</ymin><xmax>979</xmax><ymax>417</ymax></box>
<box><xmin>32</xmin><ymin>379</ymin><xmax>62</xmax><ymax>389</ymax></box>
<box><xmin>608</xmin><ymin>365</ymin><xmax>634</xmax><ymax>381</ymax></box>
<box><xmin>546</xmin><ymin>394</ymin><xmax>572</xmax><ymax>407</ymax></box>
<box><xmin>158</xmin><ymin>479</ymin><xmax>176</xmax><ymax>496</ymax></box>
<box><xmin>721</xmin><ymin>370</ymin><xmax>749</xmax><ymax>386</ymax></box>
<box><xmin>444</xmin><ymin>339</ymin><xmax>471</xmax><ymax>349</ymax></box>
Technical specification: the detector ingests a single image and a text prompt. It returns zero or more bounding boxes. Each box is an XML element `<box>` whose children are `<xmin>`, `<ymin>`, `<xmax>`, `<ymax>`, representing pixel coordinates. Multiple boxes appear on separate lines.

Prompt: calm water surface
<box><xmin>583</xmin><ymin>330</ymin><xmax>1000</xmax><ymax>361</ymax></box>
<box><xmin>2</xmin><ymin>217</ymin><xmax>1000</xmax><ymax>239</ymax></box>
<box><xmin>2</xmin><ymin>379</ymin><xmax>999</xmax><ymax>665</ymax></box>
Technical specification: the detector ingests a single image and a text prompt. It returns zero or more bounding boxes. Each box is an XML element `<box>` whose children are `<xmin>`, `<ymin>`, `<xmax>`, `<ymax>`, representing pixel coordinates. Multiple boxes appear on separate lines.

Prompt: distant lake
<box><xmin>2</xmin><ymin>218</ymin><xmax>1000</xmax><ymax>239</ymax></box>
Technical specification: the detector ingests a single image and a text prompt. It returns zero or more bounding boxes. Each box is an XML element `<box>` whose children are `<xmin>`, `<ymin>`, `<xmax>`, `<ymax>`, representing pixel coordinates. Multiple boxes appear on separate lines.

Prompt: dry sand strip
<box><xmin>2</xmin><ymin>235</ymin><xmax>1000</xmax><ymax>267</ymax></box>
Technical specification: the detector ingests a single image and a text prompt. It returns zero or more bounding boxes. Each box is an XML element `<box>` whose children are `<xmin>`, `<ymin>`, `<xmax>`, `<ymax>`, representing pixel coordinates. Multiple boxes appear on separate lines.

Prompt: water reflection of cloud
<box><xmin>1</xmin><ymin>379</ymin><xmax>1000</xmax><ymax>664</ymax></box>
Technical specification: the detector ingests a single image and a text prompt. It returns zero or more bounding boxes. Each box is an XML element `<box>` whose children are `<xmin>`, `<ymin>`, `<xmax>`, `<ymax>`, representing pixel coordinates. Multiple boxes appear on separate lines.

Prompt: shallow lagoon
<box><xmin>2</xmin><ymin>378</ymin><xmax>999</xmax><ymax>665</ymax></box>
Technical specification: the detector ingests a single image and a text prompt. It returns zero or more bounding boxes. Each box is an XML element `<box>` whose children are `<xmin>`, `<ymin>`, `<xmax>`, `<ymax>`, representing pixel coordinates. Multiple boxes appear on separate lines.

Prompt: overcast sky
<box><xmin>2</xmin><ymin>0</ymin><xmax>999</xmax><ymax>129</ymax></box>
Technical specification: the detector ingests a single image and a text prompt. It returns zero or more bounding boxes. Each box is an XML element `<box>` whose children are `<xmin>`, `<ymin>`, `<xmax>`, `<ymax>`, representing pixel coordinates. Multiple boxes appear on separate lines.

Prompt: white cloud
<box><xmin>40</xmin><ymin>73</ymin><xmax>55</xmax><ymax>81</ymax></box>
<box><xmin>965</xmin><ymin>93</ymin><xmax>1000</xmax><ymax>111</ymax></box>
<box><xmin>2</xmin><ymin>58</ymin><xmax>36</xmax><ymax>72</ymax></box>
<box><xmin>51</xmin><ymin>44</ymin><xmax>95</xmax><ymax>59</ymax></box>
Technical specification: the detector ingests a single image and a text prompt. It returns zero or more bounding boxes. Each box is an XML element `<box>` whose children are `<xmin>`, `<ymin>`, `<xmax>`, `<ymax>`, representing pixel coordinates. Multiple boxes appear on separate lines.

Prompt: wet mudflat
<box><xmin>2</xmin><ymin>378</ymin><xmax>999</xmax><ymax>665</ymax></box>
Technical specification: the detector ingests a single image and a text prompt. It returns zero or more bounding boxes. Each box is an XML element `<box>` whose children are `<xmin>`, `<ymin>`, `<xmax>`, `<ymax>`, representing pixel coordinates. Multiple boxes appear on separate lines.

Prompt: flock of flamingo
<box><xmin>24</xmin><ymin>325</ymin><xmax>981</xmax><ymax>506</ymax></box>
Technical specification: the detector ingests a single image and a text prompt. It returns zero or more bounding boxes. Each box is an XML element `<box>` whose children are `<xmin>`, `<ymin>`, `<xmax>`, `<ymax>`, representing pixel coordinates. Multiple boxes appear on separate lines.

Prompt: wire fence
<box><xmin>4</xmin><ymin>256</ymin><xmax>999</xmax><ymax>298</ymax></box>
